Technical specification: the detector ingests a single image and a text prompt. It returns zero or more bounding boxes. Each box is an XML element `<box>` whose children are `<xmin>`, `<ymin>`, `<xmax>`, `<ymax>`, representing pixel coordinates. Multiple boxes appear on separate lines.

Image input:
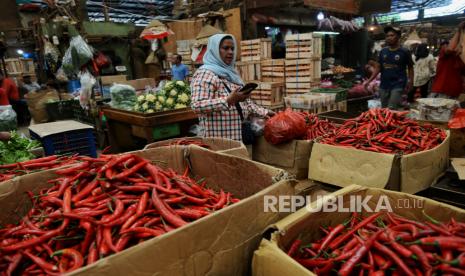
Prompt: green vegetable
<box><xmin>0</xmin><ymin>131</ymin><xmax>41</xmax><ymax>165</ymax></box>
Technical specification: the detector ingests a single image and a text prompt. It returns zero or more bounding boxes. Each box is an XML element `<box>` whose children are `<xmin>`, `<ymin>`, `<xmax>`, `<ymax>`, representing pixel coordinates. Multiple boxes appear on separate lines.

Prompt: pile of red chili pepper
<box><xmin>301</xmin><ymin>113</ymin><xmax>337</xmax><ymax>141</ymax></box>
<box><xmin>0</xmin><ymin>155</ymin><xmax>85</xmax><ymax>183</ymax></box>
<box><xmin>287</xmin><ymin>212</ymin><xmax>465</xmax><ymax>276</ymax></box>
<box><xmin>320</xmin><ymin>108</ymin><xmax>447</xmax><ymax>154</ymax></box>
<box><xmin>0</xmin><ymin>153</ymin><xmax>238</xmax><ymax>274</ymax></box>
<box><xmin>166</xmin><ymin>138</ymin><xmax>211</xmax><ymax>149</ymax></box>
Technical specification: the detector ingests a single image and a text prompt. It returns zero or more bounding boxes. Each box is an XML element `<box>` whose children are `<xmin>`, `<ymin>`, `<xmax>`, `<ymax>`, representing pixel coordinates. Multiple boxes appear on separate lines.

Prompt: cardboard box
<box><xmin>252</xmin><ymin>184</ymin><xmax>465</xmax><ymax>276</ymax></box>
<box><xmin>417</xmin><ymin>119</ymin><xmax>465</xmax><ymax>158</ymax></box>
<box><xmin>101</xmin><ymin>75</ymin><xmax>127</xmax><ymax>85</ymax></box>
<box><xmin>308</xmin><ymin>132</ymin><xmax>450</xmax><ymax>194</ymax></box>
<box><xmin>0</xmin><ymin>146</ymin><xmax>295</xmax><ymax>275</ymax></box>
<box><xmin>253</xmin><ymin>136</ymin><xmax>313</xmax><ymax>179</ymax></box>
<box><xmin>122</xmin><ymin>78</ymin><xmax>156</xmax><ymax>91</ymax></box>
<box><xmin>143</xmin><ymin>137</ymin><xmax>250</xmax><ymax>159</ymax></box>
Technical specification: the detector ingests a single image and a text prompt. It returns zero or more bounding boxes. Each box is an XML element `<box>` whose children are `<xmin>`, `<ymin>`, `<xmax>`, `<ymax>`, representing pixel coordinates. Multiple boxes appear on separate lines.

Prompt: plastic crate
<box><xmin>310</xmin><ymin>87</ymin><xmax>348</xmax><ymax>103</ymax></box>
<box><xmin>71</xmin><ymin>100</ymin><xmax>95</xmax><ymax>125</ymax></box>
<box><xmin>45</xmin><ymin>100</ymin><xmax>75</xmax><ymax>121</ymax></box>
<box><xmin>29</xmin><ymin>121</ymin><xmax>97</xmax><ymax>157</ymax></box>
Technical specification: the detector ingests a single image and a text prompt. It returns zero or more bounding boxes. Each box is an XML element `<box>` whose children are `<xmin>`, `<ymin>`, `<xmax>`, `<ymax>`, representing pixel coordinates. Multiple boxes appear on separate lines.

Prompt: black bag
<box><xmin>222</xmin><ymin>81</ymin><xmax>255</xmax><ymax>145</ymax></box>
<box><xmin>235</xmin><ymin>102</ymin><xmax>255</xmax><ymax>145</ymax></box>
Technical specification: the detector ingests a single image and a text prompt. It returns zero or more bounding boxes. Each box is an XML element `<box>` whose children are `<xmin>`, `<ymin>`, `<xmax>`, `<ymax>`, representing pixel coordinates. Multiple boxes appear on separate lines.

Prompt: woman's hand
<box><xmin>226</xmin><ymin>89</ymin><xmax>250</xmax><ymax>105</ymax></box>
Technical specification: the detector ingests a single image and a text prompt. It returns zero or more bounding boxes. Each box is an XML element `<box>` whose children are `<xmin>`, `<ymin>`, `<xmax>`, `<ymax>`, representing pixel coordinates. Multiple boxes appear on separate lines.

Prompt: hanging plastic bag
<box><xmin>449</xmin><ymin>109</ymin><xmax>465</xmax><ymax>129</ymax></box>
<box><xmin>62</xmin><ymin>35</ymin><xmax>94</xmax><ymax>75</ymax></box>
<box><xmin>79</xmin><ymin>71</ymin><xmax>96</xmax><ymax>109</ymax></box>
<box><xmin>264</xmin><ymin>108</ymin><xmax>307</xmax><ymax>145</ymax></box>
<box><xmin>110</xmin><ymin>84</ymin><xmax>137</xmax><ymax>111</ymax></box>
<box><xmin>0</xmin><ymin>105</ymin><xmax>17</xmax><ymax>131</ymax></box>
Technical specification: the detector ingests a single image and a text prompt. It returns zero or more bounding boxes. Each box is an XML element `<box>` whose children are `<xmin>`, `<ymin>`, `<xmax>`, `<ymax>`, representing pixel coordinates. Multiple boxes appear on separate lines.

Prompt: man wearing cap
<box><xmin>365</xmin><ymin>26</ymin><xmax>414</xmax><ymax>110</ymax></box>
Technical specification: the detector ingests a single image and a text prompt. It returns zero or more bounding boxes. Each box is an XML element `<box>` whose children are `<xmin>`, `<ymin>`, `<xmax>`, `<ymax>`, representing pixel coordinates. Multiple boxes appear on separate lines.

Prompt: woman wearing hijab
<box><xmin>191</xmin><ymin>34</ymin><xmax>274</xmax><ymax>141</ymax></box>
<box><xmin>408</xmin><ymin>43</ymin><xmax>436</xmax><ymax>103</ymax></box>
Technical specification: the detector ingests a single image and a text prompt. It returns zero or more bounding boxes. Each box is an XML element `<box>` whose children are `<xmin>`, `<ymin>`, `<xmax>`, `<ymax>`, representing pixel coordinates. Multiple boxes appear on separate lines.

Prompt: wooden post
<box><xmin>103</xmin><ymin>0</ymin><xmax>110</xmax><ymax>22</ymax></box>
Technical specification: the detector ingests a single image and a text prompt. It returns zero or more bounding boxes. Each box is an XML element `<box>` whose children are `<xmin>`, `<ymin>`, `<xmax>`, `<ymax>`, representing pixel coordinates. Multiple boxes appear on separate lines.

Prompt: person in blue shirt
<box><xmin>365</xmin><ymin>26</ymin><xmax>414</xmax><ymax>110</ymax></box>
<box><xmin>171</xmin><ymin>54</ymin><xmax>189</xmax><ymax>81</ymax></box>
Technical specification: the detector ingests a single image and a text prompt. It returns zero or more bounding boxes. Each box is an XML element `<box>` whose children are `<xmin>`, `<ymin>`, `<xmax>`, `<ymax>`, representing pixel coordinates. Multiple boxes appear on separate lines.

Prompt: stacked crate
<box><xmin>250</xmin><ymin>82</ymin><xmax>285</xmax><ymax>110</ymax></box>
<box><xmin>285</xmin><ymin>33</ymin><xmax>322</xmax><ymax>95</ymax></box>
<box><xmin>5</xmin><ymin>58</ymin><xmax>37</xmax><ymax>86</ymax></box>
<box><xmin>261</xmin><ymin>59</ymin><xmax>285</xmax><ymax>83</ymax></box>
<box><xmin>236</xmin><ymin>38</ymin><xmax>271</xmax><ymax>82</ymax></box>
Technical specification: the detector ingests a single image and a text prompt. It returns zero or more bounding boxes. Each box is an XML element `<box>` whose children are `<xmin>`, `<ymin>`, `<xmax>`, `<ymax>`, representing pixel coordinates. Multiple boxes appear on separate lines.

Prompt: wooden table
<box><xmin>102</xmin><ymin>107</ymin><xmax>198</xmax><ymax>153</ymax></box>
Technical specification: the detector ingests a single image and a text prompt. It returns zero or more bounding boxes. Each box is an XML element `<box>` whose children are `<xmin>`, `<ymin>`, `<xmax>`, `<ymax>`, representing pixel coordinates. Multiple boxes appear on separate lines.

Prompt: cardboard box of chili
<box><xmin>144</xmin><ymin>136</ymin><xmax>250</xmax><ymax>160</ymax></box>
<box><xmin>251</xmin><ymin>184</ymin><xmax>465</xmax><ymax>276</ymax></box>
<box><xmin>308</xmin><ymin>131</ymin><xmax>450</xmax><ymax>194</ymax></box>
<box><xmin>253</xmin><ymin>136</ymin><xmax>313</xmax><ymax>180</ymax></box>
<box><xmin>0</xmin><ymin>146</ymin><xmax>295</xmax><ymax>275</ymax></box>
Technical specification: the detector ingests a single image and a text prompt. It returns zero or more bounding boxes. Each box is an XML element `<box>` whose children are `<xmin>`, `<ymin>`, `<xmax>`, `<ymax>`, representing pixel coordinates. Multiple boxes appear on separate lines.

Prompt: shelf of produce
<box><xmin>102</xmin><ymin>106</ymin><xmax>198</xmax><ymax>152</ymax></box>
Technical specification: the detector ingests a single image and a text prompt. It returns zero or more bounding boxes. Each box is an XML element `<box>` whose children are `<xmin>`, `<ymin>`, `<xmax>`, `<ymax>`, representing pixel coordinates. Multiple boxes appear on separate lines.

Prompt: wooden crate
<box><xmin>240</xmin><ymin>38</ymin><xmax>272</xmax><ymax>61</ymax></box>
<box><xmin>285</xmin><ymin>33</ymin><xmax>322</xmax><ymax>59</ymax></box>
<box><xmin>285</xmin><ymin>59</ymin><xmax>321</xmax><ymax>82</ymax></box>
<box><xmin>250</xmin><ymin>82</ymin><xmax>284</xmax><ymax>107</ymax></box>
<box><xmin>5</xmin><ymin>58</ymin><xmax>22</xmax><ymax>74</ymax></box>
<box><xmin>261</xmin><ymin>59</ymin><xmax>285</xmax><ymax>83</ymax></box>
<box><xmin>20</xmin><ymin>58</ymin><xmax>35</xmax><ymax>74</ymax></box>
<box><xmin>236</xmin><ymin>60</ymin><xmax>261</xmax><ymax>82</ymax></box>
<box><xmin>285</xmin><ymin>81</ymin><xmax>320</xmax><ymax>95</ymax></box>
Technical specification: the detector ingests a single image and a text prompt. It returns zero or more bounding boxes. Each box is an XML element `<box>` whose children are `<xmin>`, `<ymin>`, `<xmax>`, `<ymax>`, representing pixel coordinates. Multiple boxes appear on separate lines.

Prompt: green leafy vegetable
<box><xmin>0</xmin><ymin>131</ymin><xmax>41</xmax><ymax>165</ymax></box>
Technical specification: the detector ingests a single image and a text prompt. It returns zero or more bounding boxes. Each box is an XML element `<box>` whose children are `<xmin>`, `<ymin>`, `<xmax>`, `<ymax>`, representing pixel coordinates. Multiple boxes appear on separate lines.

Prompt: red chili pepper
<box><xmin>373</xmin><ymin>241</ymin><xmax>415</xmax><ymax>276</ymax></box>
<box><xmin>287</xmin><ymin>239</ymin><xmax>302</xmax><ymax>257</ymax></box>
<box><xmin>211</xmin><ymin>190</ymin><xmax>227</xmax><ymax>210</ymax></box>
<box><xmin>120</xmin><ymin>227</ymin><xmax>165</xmax><ymax>237</ymax></box>
<box><xmin>112</xmin><ymin>160</ymin><xmax>148</xmax><ymax>180</ymax></box>
<box><xmin>339</xmin><ymin>231</ymin><xmax>382</xmax><ymax>276</ymax></box>
<box><xmin>329</xmin><ymin>212</ymin><xmax>382</xmax><ymax>250</ymax></box>
<box><xmin>54</xmin><ymin>161</ymin><xmax>90</xmax><ymax>175</ymax></box>
<box><xmin>52</xmin><ymin>248</ymin><xmax>84</xmax><ymax>273</ymax></box>
<box><xmin>409</xmin><ymin>244</ymin><xmax>432</xmax><ymax>276</ymax></box>
<box><xmin>151</xmin><ymin>188</ymin><xmax>187</xmax><ymax>228</ymax></box>
<box><xmin>23</xmin><ymin>250</ymin><xmax>58</xmax><ymax>272</ymax></box>
<box><xmin>318</xmin><ymin>223</ymin><xmax>345</xmax><ymax>253</ymax></box>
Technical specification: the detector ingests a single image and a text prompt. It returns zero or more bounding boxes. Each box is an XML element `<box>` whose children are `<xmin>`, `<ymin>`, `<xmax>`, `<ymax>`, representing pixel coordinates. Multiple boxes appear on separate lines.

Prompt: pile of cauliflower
<box><xmin>134</xmin><ymin>80</ymin><xmax>191</xmax><ymax>113</ymax></box>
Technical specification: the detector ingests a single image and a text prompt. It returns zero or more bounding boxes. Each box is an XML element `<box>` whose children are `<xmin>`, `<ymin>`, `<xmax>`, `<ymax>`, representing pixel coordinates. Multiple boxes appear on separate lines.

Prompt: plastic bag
<box><xmin>79</xmin><ymin>71</ymin><xmax>96</xmax><ymax>109</ymax></box>
<box><xmin>449</xmin><ymin>109</ymin><xmax>465</xmax><ymax>129</ymax></box>
<box><xmin>110</xmin><ymin>84</ymin><xmax>137</xmax><ymax>111</ymax></box>
<box><xmin>264</xmin><ymin>109</ymin><xmax>307</xmax><ymax>145</ymax></box>
<box><xmin>250</xmin><ymin>117</ymin><xmax>266</xmax><ymax>136</ymax></box>
<box><xmin>55</xmin><ymin>67</ymin><xmax>69</xmax><ymax>82</ymax></box>
<box><xmin>62</xmin><ymin>35</ymin><xmax>94</xmax><ymax>75</ymax></box>
<box><xmin>0</xmin><ymin>105</ymin><xmax>17</xmax><ymax>132</ymax></box>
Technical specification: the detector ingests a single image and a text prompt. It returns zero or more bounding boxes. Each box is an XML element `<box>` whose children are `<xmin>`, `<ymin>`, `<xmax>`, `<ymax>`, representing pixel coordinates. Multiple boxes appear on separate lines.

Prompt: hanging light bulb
<box><xmin>317</xmin><ymin>12</ymin><xmax>324</xmax><ymax>21</ymax></box>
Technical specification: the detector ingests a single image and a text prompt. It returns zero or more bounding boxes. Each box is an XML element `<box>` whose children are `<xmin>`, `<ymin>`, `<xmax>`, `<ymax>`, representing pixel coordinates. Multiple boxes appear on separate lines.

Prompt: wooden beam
<box><xmin>303</xmin><ymin>0</ymin><xmax>359</xmax><ymax>15</ymax></box>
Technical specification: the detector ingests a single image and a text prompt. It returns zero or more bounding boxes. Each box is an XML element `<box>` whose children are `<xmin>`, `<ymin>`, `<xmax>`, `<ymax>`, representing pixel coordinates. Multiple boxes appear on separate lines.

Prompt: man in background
<box><xmin>171</xmin><ymin>54</ymin><xmax>189</xmax><ymax>81</ymax></box>
<box><xmin>365</xmin><ymin>26</ymin><xmax>414</xmax><ymax>110</ymax></box>
<box><xmin>0</xmin><ymin>72</ymin><xmax>19</xmax><ymax>105</ymax></box>
<box><xmin>21</xmin><ymin>75</ymin><xmax>41</xmax><ymax>95</ymax></box>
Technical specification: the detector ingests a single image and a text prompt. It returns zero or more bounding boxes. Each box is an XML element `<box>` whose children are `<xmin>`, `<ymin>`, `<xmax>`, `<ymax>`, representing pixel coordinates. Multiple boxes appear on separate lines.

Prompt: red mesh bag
<box><xmin>449</xmin><ymin>109</ymin><xmax>465</xmax><ymax>129</ymax></box>
<box><xmin>264</xmin><ymin>109</ymin><xmax>307</xmax><ymax>145</ymax></box>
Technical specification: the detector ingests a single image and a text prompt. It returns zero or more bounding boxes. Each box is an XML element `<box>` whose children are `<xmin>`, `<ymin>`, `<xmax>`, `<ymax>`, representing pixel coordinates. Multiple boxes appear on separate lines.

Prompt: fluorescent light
<box><xmin>265</xmin><ymin>26</ymin><xmax>270</xmax><ymax>30</ymax></box>
<box><xmin>17</xmin><ymin>49</ymin><xmax>24</xmax><ymax>55</ymax></box>
<box><xmin>314</xmin><ymin>31</ymin><xmax>340</xmax><ymax>35</ymax></box>
<box><xmin>317</xmin><ymin>12</ymin><xmax>324</xmax><ymax>21</ymax></box>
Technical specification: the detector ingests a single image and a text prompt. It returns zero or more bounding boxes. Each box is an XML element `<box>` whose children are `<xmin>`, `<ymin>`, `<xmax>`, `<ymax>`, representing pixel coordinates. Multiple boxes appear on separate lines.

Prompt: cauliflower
<box><xmin>134</xmin><ymin>104</ymin><xmax>140</xmax><ymax>111</ymax></box>
<box><xmin>165</xmin><ymin>97</ymin><xmax>175</xmax><ymax>107</ymax></box>
<box><xmin>176</xmin><ymin>81</ymin><xmax>185</xmax><ymax>87</ymax></box>
<box><xmin>175</xmin><ymin>103</ymin><xmax>187</xmax><ymax>109</ymax></box>
<box><xmin>169</xmin><ymin>89</ymin><xmax>178</xmax><ymax>97</ymax></box>
<box><xmin>164</xmin><ymin>81</ymin><xmax>174</xmax><ymax>91</ymax></box>
<box><xmin>142</xmin><ymin>102</ymin><xmax>149</xmax><ymax>110</ymax></box>
<box><xmin>146</xmin><ymin>109</ymin><xmax>155</xmax><ymax>113</ymax></box>
<box><xmin>146</xmin><ymin>94</ymin><xmax>156</xmax><ymax>102</ymax></box>
<box><xmin>177</xmin><ymin>93</ymin><xmax>189</xmax><ymax>104</ymax></box>
<box><xmin>158</xmin><ymin>89</ymin><xmax>166</xmax><ymax>96</ymax></box>
<box><xmin>137</xmin><ymin>95</ymin><xmax>145</xmax><ymax>102</ymax></box>
<box><xmin>155</xmin><ymin>102</ymin><xmax>162</xmax><ymax>111</ymax></box>
<box><xmin>157</xmin><ymin>96</ymin><xmax>166</xmax><ymax>104</ymax></box>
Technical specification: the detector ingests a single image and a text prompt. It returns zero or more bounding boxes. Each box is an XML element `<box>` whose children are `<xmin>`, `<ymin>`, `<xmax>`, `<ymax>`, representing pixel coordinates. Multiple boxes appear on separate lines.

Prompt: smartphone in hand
<box><xmin>239</xmin><ymin>83</ymin><xmax>258</xmax><ymax>95</ymax></box>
